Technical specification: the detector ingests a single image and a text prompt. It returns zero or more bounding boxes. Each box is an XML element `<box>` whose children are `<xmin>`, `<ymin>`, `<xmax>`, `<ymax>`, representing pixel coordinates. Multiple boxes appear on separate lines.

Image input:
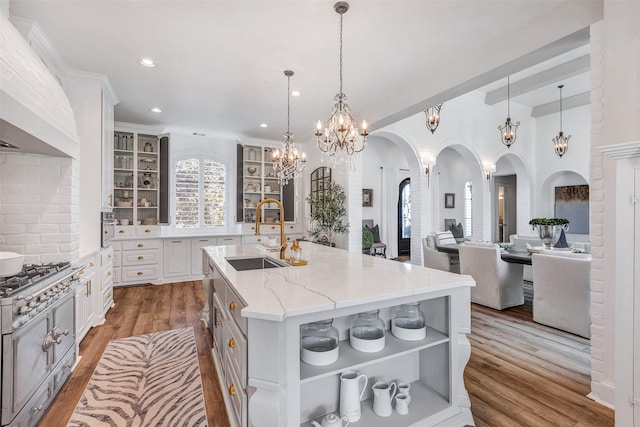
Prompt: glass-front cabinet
<box><xmin>237</xmin><ymin>143</ymin><xmax>295</xmax><ymax>224</ymax></box>
<box><xmin>113</xmin><ymin>127</ymin><xmax>169</xmax><ymax>231</ymax></box>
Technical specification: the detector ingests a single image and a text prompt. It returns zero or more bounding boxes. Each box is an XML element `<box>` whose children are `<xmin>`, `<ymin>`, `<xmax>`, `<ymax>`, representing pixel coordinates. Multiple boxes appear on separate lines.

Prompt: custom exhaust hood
<box><xmin>0</xmin><ymin>13</ymin><xmax>79</xmax><ymax>158</ymax></box>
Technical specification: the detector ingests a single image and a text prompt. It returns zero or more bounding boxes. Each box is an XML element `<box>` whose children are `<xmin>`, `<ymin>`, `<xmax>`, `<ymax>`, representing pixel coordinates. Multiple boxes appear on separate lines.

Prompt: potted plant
<box><xmin>529</xmin><ymin>217</ymin><xmax>569</xmax><ymax>249</ymax></box>
<box><xmin>306</xmin><ymin>182</ymin><xmax>349</xmax><ymax>247</ymax></box>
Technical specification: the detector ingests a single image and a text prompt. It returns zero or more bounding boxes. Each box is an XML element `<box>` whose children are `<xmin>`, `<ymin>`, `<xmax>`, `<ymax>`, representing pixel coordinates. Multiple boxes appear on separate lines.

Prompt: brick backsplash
<box><xmin>0</xmin><ymin>153</ymin><xmax>80</xmax><ymax>264</ymax></box>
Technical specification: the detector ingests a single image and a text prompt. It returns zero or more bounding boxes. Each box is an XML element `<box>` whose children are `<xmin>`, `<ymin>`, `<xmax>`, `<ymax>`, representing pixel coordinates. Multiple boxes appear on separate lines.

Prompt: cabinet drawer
<box><xmin>121</xmin><ymin>265</ymin><xmax>159</xmax><ymax>282</ymax></box>
<box><xmin>101</xmin><ymin>247</ymin><xmax>114</xmax><ymax>265</ymax></box>
<box><xmin>122</xmin><ymin>239</ymin><xmax>161</xmax><ymax>250</ymax></box>
<box><xmin>224</xmin><ymin>352</ymin><xmax>247</xmax><ymax>427</ymax></box>
<box><xmin>223</xmin><ymin>316</ymin><xmax>247</xmax><ymax>388</ymax></box>
<box><xmin>136</xmin><ymin>226</ymin><xmax>159</xmax><ymax>236</ymax></box>
<box><xmin>218</xmin><ymin>236</ymin><xmax>241</xmax><ymax>245</ymax></box>
<box><xmin>115</xmin><ymin>226</ymin><xmax>134</xmax><ymax>237</ymax></box>
<box><xmin>122</xmin><ymin>249</ymin><xmax>159</xmax><ymax>266</ymax></box>
<box><xmin>212</xmin><ymin>293</ymin><xmax>226</xmax><ymax>363</ymax></box>
<box><xmin>103</xmin><ymin>287</ymin><xmax>114</xmax><ymax>310</ymax></box>
<box><xmin>224</xmin><ymin>285</ymin><xmax>247</xmax><ymax>336</ymax></box>
<box><xmin>102</xmin><ymin>271</ymin><xmax>113</xmax><ymax>291</ymax></box>
<box><xmin>102</xmin><ymin>266</ymin><xmax>113</xmax><ymax>284</ymax></box>
<box><xmin>241</xmin><ymin>235</ymin><xmax>268</xmax><ymax>245</ymax></box>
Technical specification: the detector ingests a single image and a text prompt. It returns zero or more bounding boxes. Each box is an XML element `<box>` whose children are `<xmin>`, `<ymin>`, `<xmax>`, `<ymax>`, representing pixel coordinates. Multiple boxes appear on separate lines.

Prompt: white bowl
<box><xmin>0</xmin><ymin>251</ymin><xmax>24</xmax><ymax>277</ymax></box>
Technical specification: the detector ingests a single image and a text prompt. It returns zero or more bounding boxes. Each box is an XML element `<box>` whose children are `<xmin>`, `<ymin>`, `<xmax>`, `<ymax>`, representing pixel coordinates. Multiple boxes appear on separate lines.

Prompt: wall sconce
<box><xmin>484</xmin><ymin>164</ymin><xmax>496</xmax><ymax>180</ymax></box>
<box><xmin>423</xmin><ymin>156</ymin><xmax>434</xmax><ymax>188</ymax></box>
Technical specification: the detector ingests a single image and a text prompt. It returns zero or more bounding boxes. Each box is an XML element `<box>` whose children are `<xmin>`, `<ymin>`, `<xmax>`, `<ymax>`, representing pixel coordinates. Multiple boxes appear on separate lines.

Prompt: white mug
<box><xmin>372</xmin><ymin>381</ymin><xmax>397</xmax><ymax>417</ymax></box>
<box><xmin>395</xmin><ymin>393</ymin><xmax>411</xmax><ymax>415</ymax></box>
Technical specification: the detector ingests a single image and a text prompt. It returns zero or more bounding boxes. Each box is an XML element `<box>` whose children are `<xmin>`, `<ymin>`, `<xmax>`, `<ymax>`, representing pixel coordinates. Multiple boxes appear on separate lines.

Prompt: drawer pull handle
<box><xmin>89</xmin><ymin>262</ymin><xmax>94</xmax><ymax>267</ymax></box>
<box><xmin>228</xmin><ymin>338</ymin><xmax>235</xmax><ymax>348</ymax></box>
<box><xmin>107</xmin><ymin>271</ymin><xmax>112</xmax><ymax>276</ymax></box>
<box><xmin>138</xmin><ymin>256</ymin><xmax>144</xmax><ymax>260</ymax></box>
<box><xmin>229</xmin><ymin>384</ymin><xmax>236</xmax><ymax>396</ymax></box>
<box><xmin>137</xmin><ymin>272</ymin><xmax>143</xmax><ymax>276</ymax></box>
<box><xmin>79</xmin><ymin>269</ymin><xmax>84</xmax><ymax>275</ymax></box>
<box><xmin>138</xmin><ymin>244</ymin><xmax>144</xmax><ymax>248</ymax></box>
<box><xmin>229</xmin><ymin>301</ymin><xmax>236</xmax><ymax>311</ymax></box>
<box><xmin>119</xmin><ymin>230</ymin><xmax>125</xmax><ymax>234</ymax></box>
<box><xmin>109</xmin><ymin>254</ymin><xmax>112</xmax><ymax>259</ymax></box>
<box><xmin>145</xmin><ymin>229</ymin><xmax>151</xmax><ymax>233</ymax></box>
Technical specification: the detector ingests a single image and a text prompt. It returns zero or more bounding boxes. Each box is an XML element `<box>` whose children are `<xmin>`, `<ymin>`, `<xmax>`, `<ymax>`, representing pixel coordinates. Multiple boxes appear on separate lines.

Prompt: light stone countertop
<box><xmin>203</xmin><ymin>241</ymin><xmax>474</xmax><ymax>321</ymax></box>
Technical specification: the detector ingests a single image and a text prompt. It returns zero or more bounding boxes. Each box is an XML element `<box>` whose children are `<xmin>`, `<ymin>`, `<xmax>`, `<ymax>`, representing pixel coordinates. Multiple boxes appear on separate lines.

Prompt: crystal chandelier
<box><xmin>553</xmin><ymin>84</ymin><xmax>571</xmax><ymax>157</ymax></box>
<box><xmin>272</xmin><ymin>70</ymin><xmax>306</xmax><ymax>185</ymax></box>
<box><xmin>424</xmin><ymin>104</ymin><xmax>442</xmax><ymax>134</ymax></box>
<box><xmin>498</xmin><ymin>76</ymin><xmax>520</xmax><ymax>148</ymax></box>
<box><xmin>315</xmin><ymin>2</ymin><xmax>368</xmax><ymax>166</ymax></box>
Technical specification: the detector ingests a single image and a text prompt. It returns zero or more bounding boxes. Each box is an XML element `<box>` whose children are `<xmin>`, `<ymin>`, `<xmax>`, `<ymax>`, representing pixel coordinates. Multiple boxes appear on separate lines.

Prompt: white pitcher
<box><xmin>372</xmin><ymin>381</ymin><xmax>397</xmax><ymax>417</ymax></box>
<box><xmin>339</xmin><ymin>371</ymin><xmax>368</xmax><ymax>422</ymax></box>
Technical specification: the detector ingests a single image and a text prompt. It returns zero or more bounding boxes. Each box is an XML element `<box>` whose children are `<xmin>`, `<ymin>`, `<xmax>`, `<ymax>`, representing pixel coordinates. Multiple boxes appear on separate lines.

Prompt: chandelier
<box><xmin>272</xmin><ymin>70</ymin><xmax>306</xmax><ymax>185</ymax></box>
<box><xmin>552</xmin><ymin>84</ymin><xmax>571</xmax><ymax>157</ymax></box>
<box><xmin>315</xmin><ymin>1</ymin><xmax>368</xmax><ymax>165</ymax></box>
<box><xmin>498</xmin><ymin>75</ymin><xmax>520</xmax><ymax>148</ymax></box>
<box><xmin>424</xmin><ymin>104</ymin><xmax>442</xmax><ymax>134</ymax></box>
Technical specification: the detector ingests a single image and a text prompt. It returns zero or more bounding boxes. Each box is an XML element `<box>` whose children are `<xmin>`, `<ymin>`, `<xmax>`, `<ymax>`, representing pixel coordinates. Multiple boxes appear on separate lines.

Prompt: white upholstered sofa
<box><xmin>458</xmin><ymin>243</ymin><xmax>524</xmax><ymax>310</ymax></box>
<box><xmin>531</xmin><ymin>250</ymin><xmax>591</xmax><ymax>338</ymax></box>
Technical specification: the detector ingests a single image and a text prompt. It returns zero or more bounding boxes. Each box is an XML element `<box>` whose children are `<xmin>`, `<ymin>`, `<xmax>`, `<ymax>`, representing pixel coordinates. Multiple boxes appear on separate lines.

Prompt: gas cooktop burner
<box><xmin>0</xmin><ymin>262</ymin><xmax>71</xmax><ymax>298</ymax></box>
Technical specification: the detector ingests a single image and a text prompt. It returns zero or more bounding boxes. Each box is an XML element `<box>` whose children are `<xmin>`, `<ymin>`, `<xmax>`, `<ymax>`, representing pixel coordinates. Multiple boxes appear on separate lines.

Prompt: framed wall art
<box><xmin>445</xmin><ymin>193</ymin><xmax>455</xmax><ymax>208</ymax></box>
<box><xmin>362</xmin><ymin>188</ymin><xmax>373</xmax><ymax>207</ymax></box>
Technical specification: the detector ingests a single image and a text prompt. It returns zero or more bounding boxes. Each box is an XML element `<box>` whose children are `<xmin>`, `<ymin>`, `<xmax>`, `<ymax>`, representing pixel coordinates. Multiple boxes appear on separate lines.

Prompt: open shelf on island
<box><xmin>300</xmin><ymin>326</ymin><xmax>448</xmax><ymax>383</ymax></box>
<box><xmin>301</xmin><ymin>380</ymin><xmax>451</xmax><ymax>427</ymax></box>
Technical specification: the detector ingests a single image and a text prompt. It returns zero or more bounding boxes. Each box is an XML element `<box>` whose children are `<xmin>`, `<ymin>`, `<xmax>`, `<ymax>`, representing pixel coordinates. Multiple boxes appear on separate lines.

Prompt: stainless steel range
<box><xmin>1</xmin><ymin>262</ymin><xmax>80</xmax><ymax>427</ymax></box>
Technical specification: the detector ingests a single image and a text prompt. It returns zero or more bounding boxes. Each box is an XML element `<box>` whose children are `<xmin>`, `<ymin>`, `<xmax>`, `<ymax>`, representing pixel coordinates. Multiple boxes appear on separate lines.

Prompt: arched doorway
<box><xmin>397</xmin><ymin>177</ymin><xmax>411</xmax><ymax>256</ymax></box>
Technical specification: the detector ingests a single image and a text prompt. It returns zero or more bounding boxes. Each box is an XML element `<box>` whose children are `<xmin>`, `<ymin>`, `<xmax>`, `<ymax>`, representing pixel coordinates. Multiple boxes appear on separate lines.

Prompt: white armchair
<box><xmin>532</xmin><ymin>251</ymin><xmax>591</xmax><ymax>338</ymax></box>
<box><xmin>458</xmin><ymin>244</ymin><xmax>524</xmax><ymax>310</ymax></box>
<box><xmin>422</xmin><ymin>235</ymin><xmax>459</xmax><ymax>273</ymax></box>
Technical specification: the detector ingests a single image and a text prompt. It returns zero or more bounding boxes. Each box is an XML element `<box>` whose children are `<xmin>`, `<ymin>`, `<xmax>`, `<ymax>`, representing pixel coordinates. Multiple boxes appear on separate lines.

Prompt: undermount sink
<box><xmin>225</xmin><ymin>256</ymin><xmax>287</xmax><ymax>271</ymax></box>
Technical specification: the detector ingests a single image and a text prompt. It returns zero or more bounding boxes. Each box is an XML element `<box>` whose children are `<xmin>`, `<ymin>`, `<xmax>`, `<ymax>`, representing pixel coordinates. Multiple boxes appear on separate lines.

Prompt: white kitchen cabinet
<box><xmin>164</xmin><ymin>239</ymin><xmax>191</xmax><ymax>278</ymax></box>
<box><xmin>98</xmin><ymin>246</ymin><xmax>114</xmax><ymax>323</ymax></box>
<box><xmin>191</xmin><ymin>238</ymin><xmax>217</xmax><ymax>275</ymax></box>
<box><xmin>237</xmin><ymin>142</ymin><xmax>297</xmax><ymax>225</ymax></box>
<box><xmin>117</xmin><ymin>239</ymin><xmax>161</xmax><ymax>285</ymax></box>
<box><xmin>75</xmin><ymin>256</ymin><xmax>97</xmax><ymax>344</ymax></box>
<box><xmin>101</xmin><ymin>88</ymin><xmax>116</xmax><ymax>210</ymax></box>
<box><xmin>113</xmin><ymin>124</ymin><xmax>170</xmax><ymax>229</ymax></box>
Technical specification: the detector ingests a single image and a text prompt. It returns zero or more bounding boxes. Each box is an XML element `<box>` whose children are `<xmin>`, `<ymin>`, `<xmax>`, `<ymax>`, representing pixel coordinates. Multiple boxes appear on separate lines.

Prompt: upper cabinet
<box><xmin>101</xmin><ymin>88</ymin><xmax>116</xmax><ymax>210</ymax></box>
<box><xmin>113</xmin><ymin>125</ymin><xmax>170</xmax><ymax>229</ymax></box>
<box><xmin>237</xmin><ymin>143</ymin><xmax>295</xmax><ymax>224</ymax></box>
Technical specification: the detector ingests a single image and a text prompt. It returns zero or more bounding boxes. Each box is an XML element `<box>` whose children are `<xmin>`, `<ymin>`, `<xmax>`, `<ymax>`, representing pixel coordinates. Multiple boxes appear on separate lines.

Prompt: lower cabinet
<box><xmin>75</xmin><ymin>255</ymin><xmax>97</xmax><ymax>343</ymax></box>
<box><xmin>210</xmin><ymin>264</ymin><xmax>247</xmax><ymax>427</ymax></box>
<box><xmin>100</xmin><ymin>246</ymin><xmax>114</xmax><ymax>320</ymax></box>
<box><xmin>164</xmin><ymin>239</ymin><xmax>191</xmax><ymax>278</ymax></box>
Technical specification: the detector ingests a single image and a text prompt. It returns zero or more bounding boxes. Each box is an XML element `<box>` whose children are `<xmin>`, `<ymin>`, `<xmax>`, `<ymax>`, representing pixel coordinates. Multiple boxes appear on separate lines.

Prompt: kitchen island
<box><xmin>203</xmin><ymin>242</ymin><xmax>475</xmax><ymax>427</ymax></box>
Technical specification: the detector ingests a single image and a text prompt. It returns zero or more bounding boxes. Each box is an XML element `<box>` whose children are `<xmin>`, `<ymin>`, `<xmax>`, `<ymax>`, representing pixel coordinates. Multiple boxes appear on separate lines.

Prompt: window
<box><xmin>175</xmin><ymin>158</ymin><xmax>226</xmax><ymax>228</ymax></box>
<box><xmin>463</xmin><ymin>181</ymin><xmax>472</xmax><ymax>237</ymax></box>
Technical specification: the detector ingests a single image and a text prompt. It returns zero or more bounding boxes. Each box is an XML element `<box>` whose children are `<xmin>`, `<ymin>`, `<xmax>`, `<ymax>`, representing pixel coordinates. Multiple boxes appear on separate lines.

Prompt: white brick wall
<box><xmin>587</xmin><ymin>21</ymin><xmax>612</xmax><ymax>406</ymax></box>
<box><xmin>0</xmin><ymin>153</ymin><xmax>80</xmax><ymax>263</ymax></box>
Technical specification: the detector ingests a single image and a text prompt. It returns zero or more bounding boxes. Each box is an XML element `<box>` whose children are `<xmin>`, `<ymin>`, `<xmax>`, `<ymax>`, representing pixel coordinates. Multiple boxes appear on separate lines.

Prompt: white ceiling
<box><xmin>8</xmin><ymin>0</ymin><xmax>597</xmax><ymax>142</ymax></box>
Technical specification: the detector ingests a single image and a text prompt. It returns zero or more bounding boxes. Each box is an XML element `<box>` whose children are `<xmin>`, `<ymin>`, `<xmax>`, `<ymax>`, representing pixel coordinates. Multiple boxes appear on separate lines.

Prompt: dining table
<box><xmin>436</xmin><ymin>244</ymin><xmax>533</xmax><ymax>265</ymax></box>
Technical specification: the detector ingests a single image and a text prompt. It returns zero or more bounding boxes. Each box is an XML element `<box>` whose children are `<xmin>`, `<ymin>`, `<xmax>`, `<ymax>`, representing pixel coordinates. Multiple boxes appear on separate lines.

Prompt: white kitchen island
<box><xmin>203</xmin><ymin>242</ymin><xmax>475</xmax><ymax>427</ymax></box>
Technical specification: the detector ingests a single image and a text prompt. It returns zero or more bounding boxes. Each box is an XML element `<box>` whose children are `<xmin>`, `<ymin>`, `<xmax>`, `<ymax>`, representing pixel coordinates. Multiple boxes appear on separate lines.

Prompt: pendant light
<box><xmin>552</xmin><ymin>84</ymin><xmax>571</xmax><ymax>157</ymax></box>
<box><xmin>315</xmin><ymin>1</ymin><xmax>368</xmax><ymax>167</ymax></box>
<box><xmin>272</xmin><ymin>70</ymin><xmax>306</xmax><ymax>185</ymax></box>
<box><xmin>424</xmin><ymin>104</ymin><xmax>442</xmax><ymax>134</ymax></box>
<box><xmin>498</xmin><ymin>76</ymin><xmax>520</xmax><ymax>148</ymax></box>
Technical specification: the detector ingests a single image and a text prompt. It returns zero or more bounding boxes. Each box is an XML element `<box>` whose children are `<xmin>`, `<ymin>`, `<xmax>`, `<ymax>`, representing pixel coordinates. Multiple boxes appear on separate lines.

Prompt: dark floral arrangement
<box><xmin>529</xmin><ymin>217</ymin><xmax>570</xmax><ymax>226</ymax></box>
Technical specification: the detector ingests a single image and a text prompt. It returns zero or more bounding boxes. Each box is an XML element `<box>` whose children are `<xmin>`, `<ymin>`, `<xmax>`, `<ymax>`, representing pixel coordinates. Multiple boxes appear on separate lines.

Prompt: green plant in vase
<box><xmin>306</xmin><ymin>182</ymin><xmax>349</xmax><ymax>247</ymax></box>
<box><xmin>529</xmin><ymin>218</ymin><xmax>569</xmax><ymax>248</ymax></box>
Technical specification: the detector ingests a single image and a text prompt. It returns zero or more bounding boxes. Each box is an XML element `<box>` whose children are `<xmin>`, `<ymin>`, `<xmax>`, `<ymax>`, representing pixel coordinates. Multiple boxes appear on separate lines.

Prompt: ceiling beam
<box><xmin>531</xmin><ymin>92</ymin><xmax>591</xmax><ymax>117</ymax></box>
<box><xmin>484</xmin><ymin>55</ymin><xmax>590</xmax><ymax>105</ymax></box>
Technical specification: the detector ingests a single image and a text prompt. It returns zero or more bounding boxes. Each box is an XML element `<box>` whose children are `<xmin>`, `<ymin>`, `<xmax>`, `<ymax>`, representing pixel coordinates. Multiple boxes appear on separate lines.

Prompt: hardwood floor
<box><xmin>38</xmin><ymin>281</ymin><xmax>613</xmax><ymax>427</ymax></box>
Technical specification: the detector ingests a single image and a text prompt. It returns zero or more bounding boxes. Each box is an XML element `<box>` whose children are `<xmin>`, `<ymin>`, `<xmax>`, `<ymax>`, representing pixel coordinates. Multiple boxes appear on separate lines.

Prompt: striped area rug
<box><xmin>68</xmin><ymin>327</ymin><xmax>208</xmax><ymax>427</ymax></box>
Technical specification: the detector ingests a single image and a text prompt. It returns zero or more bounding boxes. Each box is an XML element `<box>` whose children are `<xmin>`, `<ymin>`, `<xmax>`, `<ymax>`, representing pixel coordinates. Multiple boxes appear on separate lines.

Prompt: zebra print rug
<box><xmin>68</xmin><ymin>327</ymin><xmax>208</xmax><ymax>427</ymax></box>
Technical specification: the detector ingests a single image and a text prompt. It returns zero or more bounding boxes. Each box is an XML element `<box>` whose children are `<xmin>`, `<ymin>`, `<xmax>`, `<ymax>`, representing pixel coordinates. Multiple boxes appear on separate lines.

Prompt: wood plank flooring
<box><xmin>37</xmin><ymin>281</ymin><xmax>614</xmax><ymax>427</ymax></box>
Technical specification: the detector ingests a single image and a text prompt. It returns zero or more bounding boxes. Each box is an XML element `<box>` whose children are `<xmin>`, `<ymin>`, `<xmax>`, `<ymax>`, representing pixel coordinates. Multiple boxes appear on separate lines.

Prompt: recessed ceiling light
<box><xmin>150</xmin><ymin>107</ymin><xmax>162</xmax><ymax>113</ymax></box>
<box><xmin>138</xmin><ymin>58</ymin><xmax>157</xmax><ymax>68</ymax></box>
<box><xmin>260</xmin><ymin>123</ymin><xmax>268</xmax><ymax>128</ymax></box>
<box><xmin>291</xmin><ymin>90</ymin><xmax>301</xmax><ymax>97</ymax></box>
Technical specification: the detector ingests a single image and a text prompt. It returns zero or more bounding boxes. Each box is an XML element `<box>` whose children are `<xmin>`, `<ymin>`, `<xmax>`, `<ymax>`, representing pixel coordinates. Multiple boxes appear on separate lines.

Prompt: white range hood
<box><xmin>0</xmin><ymin>13</ymin><xmax>79</xmax><ymax>158</ymax></box>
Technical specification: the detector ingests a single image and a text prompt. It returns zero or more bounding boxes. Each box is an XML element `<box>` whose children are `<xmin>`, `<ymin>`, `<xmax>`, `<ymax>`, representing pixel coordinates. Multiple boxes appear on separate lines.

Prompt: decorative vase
<box><xmin>536</xmin><ymin>224</ymin><xmax>569</xmax><ymax>249</ymax></box>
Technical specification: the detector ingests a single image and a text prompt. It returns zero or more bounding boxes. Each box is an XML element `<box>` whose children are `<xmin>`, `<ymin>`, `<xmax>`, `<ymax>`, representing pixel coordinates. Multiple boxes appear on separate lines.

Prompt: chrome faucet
<box><xmin>255</xmin><ymin>198</ymin><xmax>287</xmax><ymax>259</ymax></box>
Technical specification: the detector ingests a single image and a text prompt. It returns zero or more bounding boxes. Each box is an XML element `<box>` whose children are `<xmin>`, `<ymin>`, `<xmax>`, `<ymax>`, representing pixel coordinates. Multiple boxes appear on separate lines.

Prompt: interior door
<box><xmin>397</xmin><ymin>178</ymin><xmax>411</xmax><ymax>256</ymax></box>
<box><xmin>493</xmin><ymin>175</ymin><xmax>517</xmax><ymax>242</ymax></box>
